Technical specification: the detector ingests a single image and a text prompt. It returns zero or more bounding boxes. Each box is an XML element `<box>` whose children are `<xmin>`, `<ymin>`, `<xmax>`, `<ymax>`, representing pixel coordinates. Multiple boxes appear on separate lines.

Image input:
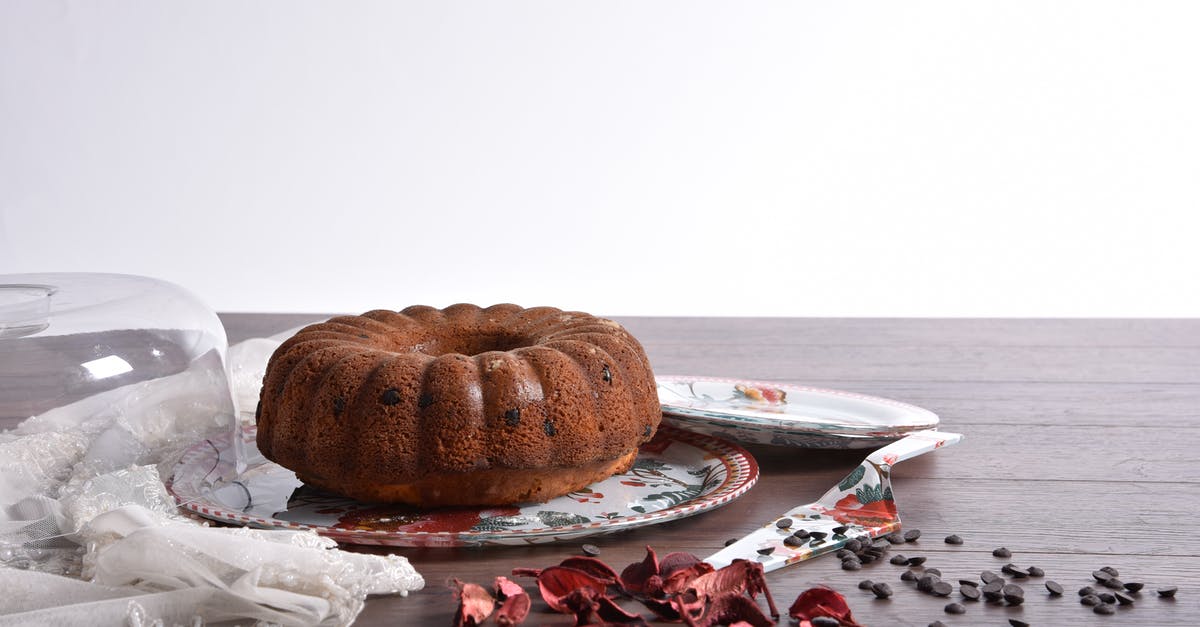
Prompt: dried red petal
<box><xmin>660</xmin><ymin>562</ymin><xmax>716</xmax><ymax>596</ymax></box>
<box><xmin>688</xmin><ymin>560</ymin><xmax>778</xmax><ymax>620</ymax></box>
<box><xmin>494</xmin><ymin>576</ymin><xmax>525</xmax><ymax>600</ymax></box>
<box><xmin>659</xmin><ymin>552</ymin><xmax>705</xmax><ymax>578</ymax></box>
<box><xmin>641</xmin><ymin>597</ymin><xmax>682</xmax><ymax>622</ymax></box>
<box><xmin>594</xmin><ymin>594</ymin><xmax>648</xmax><ymax>624</ymax></box>
<box><xmin>788</xmin><ymin>586</ymin><xmax>862</xmax><ymax>627</ymax></box>
<box><xmin>685</xmin><ymin>592</ymin><xmax>774</xmax><ymax>627</ymax></box>
<box><xmin>537</xmin><ymin>566</ymin><xmax>611</xmax><ymax>613</ymax></box>
<box><xmin>559</xmin><ymin>556</ymin><xmax>623</xmax><ymax>586</ymax></box>
<box><xmin>452</xmin><ymin>579</ymin><xmax>495</xmax><ymax>627</ymax></box>
<box><xmin>669</xmin><ymin>590</ymin><xmax>708</xmax><ymax>624</ymax></box>
<box><xmin>496</xmin><ymin>591</ymin><xmax>531</xmax><ymax>626</ymax></box>
<box><xmin>620</xmin><ymin>546</ymin><xmax>660</xmax><ymax>595</ymax></box>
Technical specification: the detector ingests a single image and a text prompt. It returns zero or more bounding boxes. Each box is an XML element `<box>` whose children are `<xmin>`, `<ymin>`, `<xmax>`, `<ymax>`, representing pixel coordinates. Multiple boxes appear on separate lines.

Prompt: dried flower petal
<box><xmin>685</xmin><ymin>592</ymin><xmax>774</xmax><ymax>627</ymax></box>
<box><xmin>669</xmin><ymin>590</ymin><xmax>708</xmax><ymax>624</ymax></box>
<box><xmin>496</xmin><ymin>591</ymin><xmax>531</xmax><ymax>626</ymax></box>
<box><xmin>620</xmin><ymin>546</ymin><xmax>661</xmax><ymax>595</ymax></box>
<box><xmin>452</xmin><ymin>579</ymin><xmax>495</xmax><ymax>627</ymax></box>
<box><xmin>494</xmin><ymin>576</ymin><xmax>525</xmax><ymax>600</ymax></box>
<box><xmin>661</xmin><ymin>562</ymin><xmax>716</xmax><ymax>596</ymax></box>
<box><xmin>788</xmin><ymin>586</ymin><xmax>862</xmax><ymax>627</ymax></box>
<box><xmin>688</xmin><ymin>560</ymin><xmax>778</xmax><ymax>619</ymax></box>
<box><xmin>559</xmin><ymin>556</ymin><xmax>623</xmax><ymax>586</ymax></box>
<box><xmin>536</xmin><ymin>566</ymin><xmax>611</xmax><ymax>613</ymax></box>
<box><xmin>659</xmin><ymin>552</ymin><xmax>705</xmax><ymax>578</ymax></box>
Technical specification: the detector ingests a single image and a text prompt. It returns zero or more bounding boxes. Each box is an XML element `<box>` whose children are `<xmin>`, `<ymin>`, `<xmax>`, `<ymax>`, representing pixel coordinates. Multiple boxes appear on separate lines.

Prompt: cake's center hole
<box><xmin>425</xmin><ymin>331</ymin><xmax>533</xmax><ymax>356</ymax></box>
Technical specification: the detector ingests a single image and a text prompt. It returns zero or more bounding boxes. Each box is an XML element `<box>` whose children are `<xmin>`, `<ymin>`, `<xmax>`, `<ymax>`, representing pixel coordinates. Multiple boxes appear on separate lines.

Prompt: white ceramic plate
<box><xmin>656</xmin><ymin>375</ymin><xmax>940</xmax><ymax>449</ymax></box>
<box><xmin>167</xmin><ymin>425</ymin><xmax>758</xmax><ymax>547</ymax></box>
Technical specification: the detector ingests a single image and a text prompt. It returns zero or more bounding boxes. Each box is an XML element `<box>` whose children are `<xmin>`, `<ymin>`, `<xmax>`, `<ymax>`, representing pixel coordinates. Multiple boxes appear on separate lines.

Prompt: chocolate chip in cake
<box><xmin>332</xmin><ymin>397</ymin><xmax>345</xmax><ymax>415</ymax></box>
<box><xmin>543</xmin><ymin>419</ymin><xmax>557</xmax><ymax>436</ymax></box>
<box><xmin>643</xmin><ymin>425</ymin><xmax>652</xmax><ymax>437</ymax></box>
<box><xmin>380</xmin><ymin>388</ymin><xmax>401</xmax><ymax>405</ymax></box>
<box><xmin>418</xmin><ymin>393</ymin><xmax>434</xmax><ymax>409</ymax></box>
<box><xmin>602</xmin><ymin>365</ymin><xmax>613</xmax><ymax>383</ymax></box>
<box><xmin>505</xmin><ymin>408</ymin><xmax>521</xmax><ymax>426</ymax></box>
<box><xmin>357</xmin><ymin>333</ymin><xmax>369</xmax><ymax>339</ymax></box>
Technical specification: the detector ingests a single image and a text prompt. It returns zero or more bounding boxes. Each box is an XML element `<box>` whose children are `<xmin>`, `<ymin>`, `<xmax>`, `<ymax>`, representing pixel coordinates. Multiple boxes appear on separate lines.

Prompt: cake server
<box><xmin>705</xmin><ymin>429</ymin><xmax>963</xmax><ymax>572</ymax></box>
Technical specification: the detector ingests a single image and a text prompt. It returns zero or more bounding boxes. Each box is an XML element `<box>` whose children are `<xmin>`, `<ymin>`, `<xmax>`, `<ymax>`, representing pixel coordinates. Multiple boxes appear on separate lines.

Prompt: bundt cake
<box><xmin>254</xmin><ymin>304</ymin><xmax>660</xmax><ymax>507</ymax></box>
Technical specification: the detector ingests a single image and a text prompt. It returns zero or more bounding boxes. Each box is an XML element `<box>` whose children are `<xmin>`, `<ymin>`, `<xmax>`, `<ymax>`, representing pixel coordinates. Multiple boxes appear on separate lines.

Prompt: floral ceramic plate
<box><xmin>167</xmin><ymin>424</ymin><xmax>758</xmax><ymax>547</ymax></box>
<box><xmin>656</xmin><ymin>376</ymin><xmax>940</xmax><ymax>449</ymax></box>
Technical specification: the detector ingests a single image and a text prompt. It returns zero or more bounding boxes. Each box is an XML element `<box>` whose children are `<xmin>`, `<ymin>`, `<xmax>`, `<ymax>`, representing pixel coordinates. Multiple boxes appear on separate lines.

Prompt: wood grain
<box><xmin>215</xmin><ymin>314</ymin><xmax>1200</xmax><ymax>626</ymax></box>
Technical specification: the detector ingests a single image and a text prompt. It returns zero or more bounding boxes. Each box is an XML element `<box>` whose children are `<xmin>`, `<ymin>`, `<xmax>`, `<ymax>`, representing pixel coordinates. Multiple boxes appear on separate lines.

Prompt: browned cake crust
<box><xmin>255</xmin><ymin>304</ymin><xmax>660</xmax><ymax>507</ymax></box>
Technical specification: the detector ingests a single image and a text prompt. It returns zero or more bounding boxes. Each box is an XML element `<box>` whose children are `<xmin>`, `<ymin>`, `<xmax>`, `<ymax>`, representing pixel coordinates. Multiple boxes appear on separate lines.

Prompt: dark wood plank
<box><xmin>210</xmin><ymin>314</ymin><xmax>1200</xmax><ymax>626</ymax></box>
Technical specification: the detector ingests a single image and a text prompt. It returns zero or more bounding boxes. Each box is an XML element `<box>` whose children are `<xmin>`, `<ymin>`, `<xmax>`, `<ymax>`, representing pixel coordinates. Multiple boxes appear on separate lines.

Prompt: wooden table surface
<box><xmin>221</xmin><ymin>314</ymin><xmax>1199</xmax><ymax>626</ymax></box>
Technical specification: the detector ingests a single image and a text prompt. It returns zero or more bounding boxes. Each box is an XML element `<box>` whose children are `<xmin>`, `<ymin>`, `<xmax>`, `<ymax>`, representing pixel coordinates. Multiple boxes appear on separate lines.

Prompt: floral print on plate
<box><xmin>656</xmin><ymin>375</ymin><xmax>940</xmax><ymax>449</ymax></box>
<box><xmin>167</xmin><ymin>425</ymin><xmax>758</xmax><ymax>547</ymax></box>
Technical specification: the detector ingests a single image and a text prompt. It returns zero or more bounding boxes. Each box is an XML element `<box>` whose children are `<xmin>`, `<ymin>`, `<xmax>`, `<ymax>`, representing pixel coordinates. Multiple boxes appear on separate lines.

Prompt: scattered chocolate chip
<box><xmin>1157</xmin><ymin>586</ymin><xmax>1178</xmax><ymax>598</ymax></box>
<box><xmin>808</xmin><ymin>531</ymin><xmax>828</xmax><ymax>541</ymax></box>
<box><xmin>811</xmin><ymin>617</ymin><xmax>839</xmax><ymax>627</ymax></box>
<box><xmin>981</xmin><ymin>570</ymin><xmax>1002</xmax><ymax>584</ymax></box>
<box><xmin>904</xmin><ymin>529</ymin><xmax>922</xmax><ymax>542</ymax></box>
<box><xmin>724</xmin><ymin>538</ymin><xmax>738</xmax><ymax>547</ymax></box>
<box><xmin>783</xmin><ymin>535</ymin><xmax>805</xmax><ymax>548</ymax></box>
<box><xmin>643</xmin><ymin>424</ymin><xmax>652</xmax><ymax>437</ymax></box>
<box><xmin>944</xmin><ymin>602</ymin><xmax>966</xmax><ymax>614</ymax></box>
<box><xmin>932</xmin><ymin>581</ymin><xmax>954</xmax><ymax>597</ymax></box>
<box><xmin>1099</xmin><ymin>592</ymin><xmax>1116</xmax><ymax>604</ymax></box>
<box><xmin>1009</xmin><ymin>621</ymin><xmax>1031</xmax><ymax>627</ymax></box>
<box><xmin>1046</xmin><ymin>580</ymin><xmax>1064</xmax><ymax>596</ymax></box>
<box><xmin>1100</xmin><ymin>566</ymin><xmax>1120</xmax><ymax>577</ymax></box>
<box><xmin>543</xmin><ymin>419</ymin><xmax>556</xmax><ymax>436</ymax></box>
<box><xmin>1002</xmin><ymin>584</ymin><xmax>1025</xmax><ymax>605</ymax></box>
<box><xmin>959</xmin><ymin>579</ymin><xmax>978</xmax><ymax>588</ymax></box>
<box><xmin>332</xmin><ymin>397</ymin><xmax>345</xmax><ymax>415</ymax></box>
<box><xmin>1092</xmin><ymin>570</ymin><xmax>1114</xmax><ymax>583</ymax></box>
<box><xmin>1124</xmin><ymin>582</ymin><xmax>1144</xmax><ymax>593</ymax></box>
<box><xmin>890</xmin><ymin>554</ymin><xmax>908</xmax><ymax>565</ymax></box>
<box><xmin>832</xmin><ymin>525</ymin><xmax>850</xmax><ymax>534</ymax></box>
<box><xmin>907</xmin><ymin>556</ymin><xmax>928</xmax><ymax>567</ymax></box>
<box><xmin>1026</xmin><ymin>566</ymin><xmax>1044</xmax><ymax>577</ymax></box>
<box><xmin>944</xmin><ymin>534</ymin><xmax>963</xmax><ymax>545</ymax></box>
<box><xmin>504</xmin><ymin>408</ymin><xmax>521</xmax><ymax>426</ymax></box>
<box><xmin>1094</xmin><ymin>603</ymin><xmax>1116</xmax><ymax>615</ymax></box>
<box><xmin>1002</xmin><ymin>564</ymin><xmax>1026</xmax><ymax>578</ymax></box>
<box><xmin>1102</xmin><ymin>578</ymin><xmax>1125</xmax><ymax>590</ymax></box>
<box><xmin>581</xmin><ymin>544</ymin><xmax>600</xmax><ymax>557</ymax></box>
<box><xmin>602</xmin><ymin>365</ymin><xmax>612</xmax><ymax>383</ymax></box>
<box><xmin>925</xmin><ymin>568</ymin><xmax>942</xmax><ymax>577</ymax></box>
<box><xmin>775</xmin><ymin>517</ymin><xmax>793</xmax><ymax>529</ymax></box>
<box><xmin>871</xmin><ymin>582</ymin><xmax>894</xmax><ymax>599</ymax></box>
<box><xmin>982</xmin><ymin>581</ymin><xmax>1004</xmax><ymax>602</ymax></box>
<box><xmin>842</xmin><ymin>559</ymin><xmax>863</xmax><ymax>571</ymax></box>
<box><xmin>917</xmin><ymin>575</ymin><xmax>939</xmax><ymax>593</ymax></box>
<box><xmin>993</xmin><ymin>547</ymin><xmax>1012</xmax><ymax>558</ymax></box>
<box><xmin>845</xmin><ymin>539</ymin><xmax>863</xmax><ymax>552</ymax></box>
<box><xmin>1081</xmin><ymin>594</ymin><xmax>1101</xmax><ymax>606</ymax></box>
<box><xmin>1115</xmin><ymin>591</ymin><xmax>1135</xmax><ymax>605</ymax></box>
<box><xmin>836</xmin><ymin>549</ymin><xmax>853</xmax><ymax>559</ymax></box>
<box><xmin>418</xmin><ymin>393</ymin><xmax>434</xmax><ymax>409</ymax></box>
<box><xmin>1079</xmin><ymin>585</ymin><xmax>1097</xmax><ymax>597</ymax></box>
<box><xmin>900</xmin><ymin>570</ymin><xmax>918</xmax><ymax>582</ymax></box>
<box><xmin>858</xmin><ymin>579</ymin><xmax>875</xmax><ymax>590</ymax></box>
<box><xmin>886</xmin><ymin>533</ymin><xmax>906</xmax><ymax>545</ymax></box>
<box><xmin>792</xmin><ymin>530</ymin><xmax>811</xmax><ymax>540</ymax></box>
<box><xmin>756</xmin><ymin>547</ymin><xmax>775</xmax><ymax>556</ymax></box>
<box><xmin>929</xmin><ymin>622</ymin><xmax>947</xmax><ymax>627</ymax></box>
<box><xmin>960</xmin><ymin>584</ymin><xmax>981</xmax><ymax>601</ymax></box>
<box><xmin>380</xmin><ymin>388</ymin><xmax>401</xmax><ymax>405</ymax></box>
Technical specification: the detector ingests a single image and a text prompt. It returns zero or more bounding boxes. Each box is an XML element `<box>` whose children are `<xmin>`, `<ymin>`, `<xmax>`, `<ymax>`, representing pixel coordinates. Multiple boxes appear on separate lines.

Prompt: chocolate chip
<box><xmin>1079</xmin><ymin>586</ymin><xmax>1097</xmax><ymax>597</ymax></box>
<box><xmin>1092</xmin><ymin>569</ymin><xmax>1114</xmax><ymax>583</ymax></box>
<box><xmin>889</xmin><ymin>554</ymin><xmax>908</xmax><ymax>565</ymax></box>
<box><xmin>1099</xmin><ymin>592</ymin><xmax>1116</xmax><ymax>604</ymax></box>
<box><xmin>907</xmin><ymin>556</ymin><xmax>928</xmax><ymax>566</ymax></box>
<box><xmin>380</xmin><ymin>388</ymin><xmax>401</xmax><ymax>405</ymax></box>
<box><xmin>982</xmin><ymin>581</ymin><xmax>1004</xmax><ymax>601</ymax></box>
<box><xmin>1081</xmin><ymin>594</ymin><xmax>1101</xmax><ymax>606</ymax></box>
<box><xmin>1026</xmin><ymin>566</ymin><xmax>1044</xmax><ymax>577</ymax></box>
<box><xmin>783</xmin><ymin>535</ymin><xmax>805</xmax><ymax>547</ymax></box>
<box><xmin>929</xmin><ymin>622</ymin><xmax>947</xmax><ymax>627</ymax></box>
<box><xmin>808</xmin><ymin>531</ymin><xmax>828</xmax><ymax>540</ymax></box>
<box><xmin>775</xmin><ymin>518</ymin><xmax>793</xmax><ymax>529</ymax></box>
<box><xmin>581</xmin><ymin>544</ymin><xmax>600</xmax><ymax>557</ymax></box>
<box><xmin>1001</xmin><ymin>564</ymin><xmax>1026</xmax><ymax>578</ymax></box>
<box><xmin>1124</xmin><ymin>582</ymin><xmax>1144</xmax><ymax>593</ymax></box>
<box><xmin>1102</xmin><ymin>578</ymin><xmax>1125</xmax><ymax>590</ymax></box>
<box><xmin>357</xmin><ymin>333</ymin><xmax>369</xmax><ymax>339</ymax></box>
<box><xmin>918</xmin><ymin>575</ymin><xmax>939</xmax><ymax>593</ymax></box>
<box><xmin>944</xmin><ymin>534</ymin><xmax>963</xmax><ymax>545</ymax></box>
<box><xmin>832</xmin><ymin>525</ymin><xmax>850</xmax><ymax>534</ymax></box>
<box><xmin>792</xmin><ymin>529</ymin><xmax>811</xmax><ymax>539</ymax></box>
<box><xmin>981</xmin><ymin>570</ymin><xmax>1001</xmax><ymax>584</ymax></box>
<box><xmin>1094</xmin><ymin>603</ymin><xmax>1116</xmax><ymax>615</ymax></box>
<box><xmin>811</xmin><ymin>618</ymin><xmax>839</xmax><ymax>627</ymax></box>
<box><xmin>836</xmin><ymin>549</ymin><xmax>853</xmax><ymax>559</ymax></box>
<box><xmin>1115</xmin><ymin>591</ymin><xmax>1135</xmax><ymax>605</ymax></box>
<box><xmin>418</xmin><ymin>393</ymin><xmax>434</xmax><ymax>408</ymax></box>
<box><xmin>904</xmin><ymin>529</ymin><xmax>922</xmax><ymax>542</ymax></box>
<box><xmin>1157</xmin><ymin>586</ymin><xmax>1178</xmax><ymax>598</ymax></box>
<box><xmin>925</xmin><ymin>568</ymin><xmax>942</xmax><ymax>577</ymax></box>
<box><xmin>724</xmin><ymin>538</ymin><xmax>738</xmax><ymax>547</ymax></box>
<box><xmin>602</xmin><ymin>365</ymin><xmax>612</xmax><ymax>383</ymax></box>
<box><xmin>886</xmin><ymin>533</ymin><xmax>906</xmax><ymax>544</ymax></box>
<box><xmin>1009</xmin><ymin>621</ymin><xmax>1031</xmax><ymax>627</ymax></box>
<box><xmin>900</xmin><ymin>570</ymin><xmax>918</xmax><ymax>582</ymax></box>
<box><xmin>992</xmin><ymin>547</ymin><xmax>1012</xmax><ymax>558</ymax></box>
<box><xmin>960</xmin><ymin>584</ymin><xmax>981</xmax><ymax>601</ymax></box>
<box><xmin>643</xmin><ymin>424</ymin><xmax>652</xmax><ymax>437</ymax></box>
<box><xmin>842</xmin><ymin>559</ymin><xmax>863</xmax><ymax>571</ymax></box>
<box><xmin>1046</xmin><ymin>580</ymin><xmax>1064</xmax><ymax>596</ymax></box>
<box><xmin>1002</xmin><ymin>584</ymin><xmax>1025</xmax><ymax>605</ymax></box>
<box><xmin>845</xmin><ymin>539</ymin><xmax>863</xmax><ymax>552</ymax></box>
<box><xmin>858</xmin><ymin>579</ymin><xmax>875</xmax><ymax>590</ymax></box>
<box><xmin>1100</xmin><ymin>566</ymin><xmax>1120</xmax><ymax>577</ymax></box>
<box><xmin>932</xmin><ymin>581</ymin><xmax>954</xmax><ymax>597</ymax></box>
<box><xmin>756</xmin><ymin>547</ymin><xmax>775</xmax><ymax>556</ymax></box>
<box><xmin>944</xmin><ymin>602</ymin><xmax>966</xmax><ymax>614</ymax></box>
<box><xmin>332</xmin><ymin>397</ymin><xmax>344</xmax><ymax>415</ymax></box>
<box><xmin>871</xmin><ymin>582</ymin><xmax>894</xmax><ymax>599</ymax></box>
<box><xmin>504</xmin><ymin>408</ymin><xmax>521</xmax><ymax>426</ymax></box>
<box><xmin>543</xmin><ymin>419</ymin><xmax>557</xmax><ymax>436</ymax></box>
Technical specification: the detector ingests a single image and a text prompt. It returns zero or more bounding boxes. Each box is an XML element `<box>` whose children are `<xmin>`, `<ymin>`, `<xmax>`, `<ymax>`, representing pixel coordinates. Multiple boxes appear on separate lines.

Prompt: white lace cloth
<box><xmin>0</xmin><ymin>331</ymin><xmax>423</xmax><ymax>626</ymax></box>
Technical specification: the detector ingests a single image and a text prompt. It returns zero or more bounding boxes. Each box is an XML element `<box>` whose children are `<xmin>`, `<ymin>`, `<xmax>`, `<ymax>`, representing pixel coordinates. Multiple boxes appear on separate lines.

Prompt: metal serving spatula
<box><xmin>705</xmin><ymin>430</ymin><xmax>963</xmax><ymax>572</ymax></box>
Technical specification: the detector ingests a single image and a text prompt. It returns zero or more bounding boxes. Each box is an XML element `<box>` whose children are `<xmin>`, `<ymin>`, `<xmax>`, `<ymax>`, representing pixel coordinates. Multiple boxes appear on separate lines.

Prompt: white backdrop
<box><xmin>2</xmin><ymin>1</ymin><xmax>1198</xmax><ymax>317</ymax></box>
